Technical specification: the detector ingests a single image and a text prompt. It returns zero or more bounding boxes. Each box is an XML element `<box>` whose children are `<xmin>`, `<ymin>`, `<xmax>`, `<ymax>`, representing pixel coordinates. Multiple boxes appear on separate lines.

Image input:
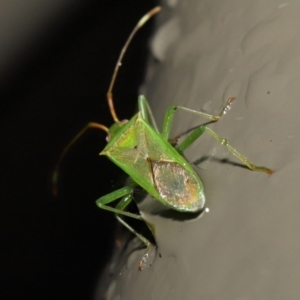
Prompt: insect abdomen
<box><xmin>151</xmin><ymin>160</ymin><xmax>205</xmax><ymax>212</ymax></box>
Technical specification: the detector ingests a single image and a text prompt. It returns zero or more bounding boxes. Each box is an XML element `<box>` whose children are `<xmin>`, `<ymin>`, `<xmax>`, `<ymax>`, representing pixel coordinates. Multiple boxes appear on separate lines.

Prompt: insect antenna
<box><xmin>52</xmin><ymin>122</ymin><xmax>108</xmax><ymax>196</ymax></box>
<box><xmin>106</xmin><ymin>6</ymin><xmax>161</xmax><ymax>123</ymax></box>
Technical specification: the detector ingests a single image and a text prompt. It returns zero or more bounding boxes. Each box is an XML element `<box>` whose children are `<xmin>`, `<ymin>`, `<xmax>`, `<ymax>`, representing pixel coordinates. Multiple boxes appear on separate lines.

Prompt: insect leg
<box><xmin>95</xmin><ymin>182</ymin><xmax>151</xmax><ymax>246</ymax></box>
<box><xmin>204</xmin><ymin>126</ymin><xmax>274</xmax><ymax>174</ymax></box>
<box><xmin>161</xmin><ymin>97</ymin><xmax>235</xmax><ymax>141</ymax></box>
<box><xmin>96</xmin><ymin>182</ymin><xmax>141</xmax><ymax>219</ymax></box>
<box><xmin>138</xmin><ymin>95</ymin><xmax>160</xmax><ymax>134</ymax></box>
<box><xmin>115</xmin><ymin>195</ymin><xmax>152</xmax><ymax>247</ymax></box>
<box><xmin>176</xmin><ymin>125</ymin><xmax>273</xmax><ymax>174</ymax></box>
<box><xmin>175</xmin><ymin>126</ymin><xmax>206</xmax><ymax>154</ymax></box>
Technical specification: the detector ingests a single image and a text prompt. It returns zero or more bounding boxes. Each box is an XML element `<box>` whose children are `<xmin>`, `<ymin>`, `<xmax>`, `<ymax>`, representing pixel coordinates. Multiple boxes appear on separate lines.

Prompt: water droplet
<box><xmin>202</xmin><ymin>101</ymin><xmax>213</xmax><ymax>112</ymax></box>
<box><xmin>234</xmin><ymin>116</ymin><xmax>244</xmax><ymax>121</ymax></box>
<box><xmin>278</xmin><ymin>2</ymin><xmax>289</xmax><ymax>9</ymax></box>
<box><xmin>167</xmin><ymin>0</ymin><xmax>178</xmax><ymax>7</ymax></box>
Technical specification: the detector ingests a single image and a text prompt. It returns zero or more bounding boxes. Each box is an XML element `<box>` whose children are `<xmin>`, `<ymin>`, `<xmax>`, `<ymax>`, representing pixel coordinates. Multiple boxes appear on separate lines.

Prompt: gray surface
<box><xmin>97</xmin><ymin>0</ymin><xmax>300</xmax><ymax>299</ymax></box>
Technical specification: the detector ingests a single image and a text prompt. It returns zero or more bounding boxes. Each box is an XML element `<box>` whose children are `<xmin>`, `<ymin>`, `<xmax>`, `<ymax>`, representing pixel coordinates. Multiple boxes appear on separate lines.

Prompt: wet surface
<box><xmin>96</xmin><ymin>1</ymin><xmax>300</xmax><ymax>299</ymax></box>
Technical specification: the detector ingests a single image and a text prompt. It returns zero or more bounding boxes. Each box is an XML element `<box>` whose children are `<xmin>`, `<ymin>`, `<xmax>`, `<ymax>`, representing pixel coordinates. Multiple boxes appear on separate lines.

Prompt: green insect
<box><xmin>53</xmin><ymin>6</ymin><xmax>273</xmax><ymax>268</ymax></box>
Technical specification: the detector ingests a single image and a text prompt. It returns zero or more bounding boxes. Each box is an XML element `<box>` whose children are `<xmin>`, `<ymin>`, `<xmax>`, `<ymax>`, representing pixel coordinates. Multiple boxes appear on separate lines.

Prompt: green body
<box><xmin>101</xmin><ymin>111</ymin><xmax>205</xmax><ymax>212</ymax></box>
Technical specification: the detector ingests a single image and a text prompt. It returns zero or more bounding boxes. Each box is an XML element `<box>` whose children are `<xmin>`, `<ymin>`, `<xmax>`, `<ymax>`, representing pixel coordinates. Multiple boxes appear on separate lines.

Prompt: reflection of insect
<box><xmin>53</xmin><ymin>6</ymin><xmax>273</xmax><ymax>269</ymax></box>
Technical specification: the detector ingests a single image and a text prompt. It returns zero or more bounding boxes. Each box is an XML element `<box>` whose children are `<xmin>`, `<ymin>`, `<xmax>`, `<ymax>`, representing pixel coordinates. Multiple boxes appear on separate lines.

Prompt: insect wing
<box><xmin>101</xmin><ymin>114</ymin><xmax>161</xmax><ymax>199</ymax></box>
<box><xmin>150</xmin><ymin>161</ymin><xmax>204</xmax><ymax>212</ymax></box>
<box><xmin>135</xmin><ymin>115</ymin><xmax>205</xmax><ymax>211</ymax></box>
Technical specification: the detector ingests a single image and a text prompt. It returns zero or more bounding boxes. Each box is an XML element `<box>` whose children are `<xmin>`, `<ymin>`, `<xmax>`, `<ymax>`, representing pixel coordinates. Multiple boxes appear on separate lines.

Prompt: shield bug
<box><xmin>53</xmin><ymin>6</ymin><xmax>273</xmax><ymax>269</ymax></box>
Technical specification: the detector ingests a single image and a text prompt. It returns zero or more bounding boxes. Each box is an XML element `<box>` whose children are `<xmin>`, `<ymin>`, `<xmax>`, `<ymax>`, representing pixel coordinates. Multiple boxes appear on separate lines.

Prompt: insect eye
<box><xmin>120</xmin><ymin>119</ymin><xmax>128</xmax><ymax>124</ymax></box>
<box><xmin>106</xmin><ymin>135</ymin><xmax>110</xmax><ymax>142</ymax></box>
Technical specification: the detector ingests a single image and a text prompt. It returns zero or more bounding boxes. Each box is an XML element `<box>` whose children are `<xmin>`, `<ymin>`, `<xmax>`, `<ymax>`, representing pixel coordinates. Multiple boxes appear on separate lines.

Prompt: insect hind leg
<box><xmin>176</xmin><ymin>125</ymin><xmax>273</xmax><ymax>174</ymax></box>
<box><xmin>202</xmin><ymin>126</ymin><xmax>274</xmax><ymax>174</ymax></box>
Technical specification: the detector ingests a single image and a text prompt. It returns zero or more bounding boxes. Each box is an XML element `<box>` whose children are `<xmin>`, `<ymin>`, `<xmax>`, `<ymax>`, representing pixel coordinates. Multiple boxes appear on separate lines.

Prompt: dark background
<box><xmin>1</xmin><ymin>1</ymin><xmax>158</xmax><ymax>298</ymax></box>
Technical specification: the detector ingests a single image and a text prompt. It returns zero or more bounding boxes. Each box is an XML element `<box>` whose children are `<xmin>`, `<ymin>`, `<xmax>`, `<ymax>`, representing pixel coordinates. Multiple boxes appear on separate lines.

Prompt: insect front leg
<box><xmin>114</xmin><ymin>196</ymin><xmax>152</xmax><ymax>248</ymax></box>
<box><xmin>176</xmin><ymin>125</ymin><xmax>273</xmax><ymax>174</ymax></box>
<box><xmin>161</xmin><ymin>97</ymin><xmax>235</xmax><ymax>141</ymax></box>
<box><xmin>95</xmin><ymin>182</ymin><xmax>152</xmax><ymax>247</ymax></box>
